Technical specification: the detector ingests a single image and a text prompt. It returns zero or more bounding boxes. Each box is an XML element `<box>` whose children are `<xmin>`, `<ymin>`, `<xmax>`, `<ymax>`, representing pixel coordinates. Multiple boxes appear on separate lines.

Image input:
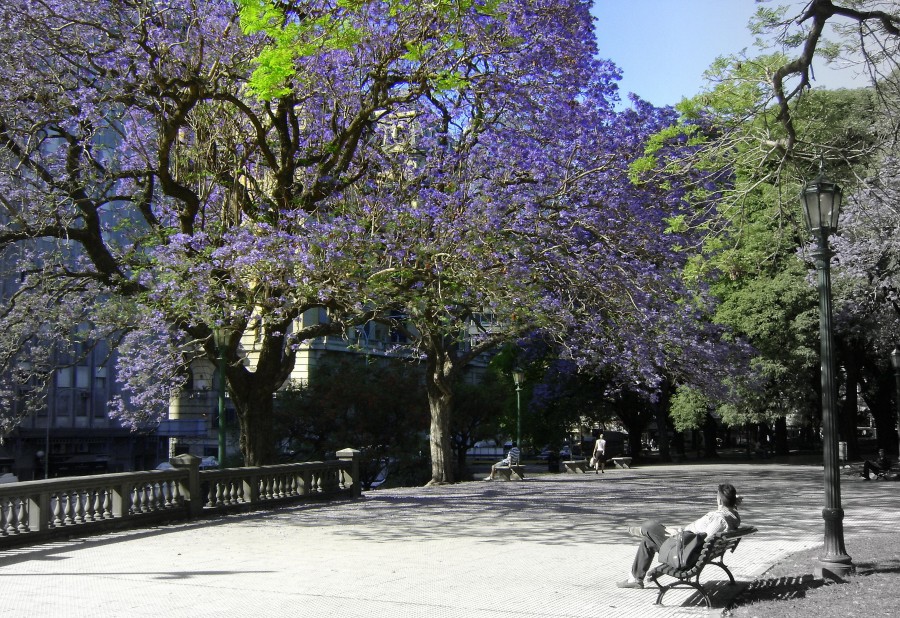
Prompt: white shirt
<box><xmin>684</xmin><ymin>506</ymin><xmax>741</xmax><ymax>536</ymax></box>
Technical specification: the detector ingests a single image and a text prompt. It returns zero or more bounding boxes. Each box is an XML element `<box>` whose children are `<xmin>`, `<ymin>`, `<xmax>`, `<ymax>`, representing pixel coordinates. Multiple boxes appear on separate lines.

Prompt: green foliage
<box><xmin>669</xmin><ymin>386</ymin><xmax>709</xmax><ymax>432</ymax></box>
<box><xmin>237</xmin><ymin>0</ymin><xmax>368</xmax><ymax>98</ymax></box>
<box><xmin>273</xmin><ymin>355</ymin><xmax>428</xmax><ymax>487</ymax></box>
<box><xmin>658</xmin><ymin>52</ymin><xmax>881</xmax><ymax>427</ymax></box>
<box><xmin>235</xmin><ymin>0</ymin><xmax>505</xmax><ymax>99</ymax></box>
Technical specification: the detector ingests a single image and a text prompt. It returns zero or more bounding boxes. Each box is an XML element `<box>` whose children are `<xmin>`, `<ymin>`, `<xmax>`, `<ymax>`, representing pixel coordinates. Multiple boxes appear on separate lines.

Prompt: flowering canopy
<box><xmin>0</xmin><ymin>0</ymin><xmax>743</xmax><ymax>469</ymax></box>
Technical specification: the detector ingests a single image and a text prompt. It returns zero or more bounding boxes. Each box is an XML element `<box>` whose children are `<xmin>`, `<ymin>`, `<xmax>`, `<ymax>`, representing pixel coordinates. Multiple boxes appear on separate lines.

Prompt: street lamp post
<box><xmin>800</xmin><ymin>168</ymin><xmax>852</xmax><ymax>579</ymax></box>
<box><xmin>891</xmin><ymin>349</ymin><xmax>900</xmax><ymax>456</ymax></box>
<box><xmin>213</xmin><ymin>327</ymin><xmax>230</xmax><ymax>468</ymax></box>
<box><xmin>512</xmin><ymin>367</ymin><xmax>524</xmax><ymax>448</ymax></box>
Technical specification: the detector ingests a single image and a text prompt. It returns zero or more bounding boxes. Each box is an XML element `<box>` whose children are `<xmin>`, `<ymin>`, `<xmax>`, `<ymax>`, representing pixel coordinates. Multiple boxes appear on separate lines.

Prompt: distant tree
<box><xmin>273</xmin><ymin>355</ymin><xmax>428</xmax><ymax>488</ymax></box>
<box><xmin>449</xmin><ymin>371</ymin><xmax>509</xmax><ymax>481</ymax></box>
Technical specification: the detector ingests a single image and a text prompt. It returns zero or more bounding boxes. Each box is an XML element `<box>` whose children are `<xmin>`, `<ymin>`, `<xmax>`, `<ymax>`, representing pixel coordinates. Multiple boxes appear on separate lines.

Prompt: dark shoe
<box><xmin>616</xmin><ymin>580</ymin><xmax>644</xmax><ymax>589</ymax></box>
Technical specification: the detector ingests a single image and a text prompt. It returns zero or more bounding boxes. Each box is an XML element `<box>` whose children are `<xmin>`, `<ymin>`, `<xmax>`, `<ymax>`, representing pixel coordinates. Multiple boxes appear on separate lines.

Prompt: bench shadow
<box><xmin>726</xmin><ymin>574</ymin><xmax>826</xmax><ymax>607</ymax></box>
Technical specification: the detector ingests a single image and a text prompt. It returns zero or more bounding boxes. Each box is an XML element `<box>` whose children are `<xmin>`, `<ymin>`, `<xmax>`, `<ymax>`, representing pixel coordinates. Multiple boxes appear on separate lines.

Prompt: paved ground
<box><xmin>0</xmin><ymin>461</ymin><xmax>897</xmax><ymax>618</ymax></box>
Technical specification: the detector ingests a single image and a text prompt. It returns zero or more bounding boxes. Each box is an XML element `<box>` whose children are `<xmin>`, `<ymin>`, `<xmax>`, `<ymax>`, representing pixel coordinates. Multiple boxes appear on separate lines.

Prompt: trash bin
<box><xmin>838</xmin><ymin>441</ymin><xmax>847</xmax><ymax>463</ymax></box>
<box><xmin>547</xmin><ymin>452</ymin><xmax>560</xmax><ymax>473</ymax></box>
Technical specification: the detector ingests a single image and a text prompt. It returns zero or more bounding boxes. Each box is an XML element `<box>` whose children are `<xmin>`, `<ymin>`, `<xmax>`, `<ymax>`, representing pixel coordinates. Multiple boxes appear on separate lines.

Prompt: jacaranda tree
<box><xmin>0</xmin><ymin>0</ymin><xmax>594</xmax><ymax>464</ymax></box>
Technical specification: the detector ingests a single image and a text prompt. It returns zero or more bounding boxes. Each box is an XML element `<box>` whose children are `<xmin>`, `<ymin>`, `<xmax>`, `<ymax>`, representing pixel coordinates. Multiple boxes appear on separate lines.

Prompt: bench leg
<box><xmin>496</xmin><ymin>469</ymin><xmax>512</xmax><ymax>481</ymax></box>
<box><xmin>650</xmin><ymin>574</ymin><xmax>712</xmax><ymax>608</ymax></box>
<box><xmin>706</xmin><ymin>560</ymin><xmax>736</xmax><ymax>584</ymax></box>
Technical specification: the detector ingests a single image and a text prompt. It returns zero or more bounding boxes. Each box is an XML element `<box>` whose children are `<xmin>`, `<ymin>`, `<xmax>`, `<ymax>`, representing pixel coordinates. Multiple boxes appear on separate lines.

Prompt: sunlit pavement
<box><xmin>1</xmin><ymin>462</ymin><xmax>896</xmax><ymax>617</ymax></box>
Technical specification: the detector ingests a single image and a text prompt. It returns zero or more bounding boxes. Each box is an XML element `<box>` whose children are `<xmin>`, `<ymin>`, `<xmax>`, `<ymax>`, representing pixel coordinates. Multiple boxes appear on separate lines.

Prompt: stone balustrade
<box><xmin>0</xmin><ymin>448</ymin><xmax>360</xmax><ymax>549</ymax></box>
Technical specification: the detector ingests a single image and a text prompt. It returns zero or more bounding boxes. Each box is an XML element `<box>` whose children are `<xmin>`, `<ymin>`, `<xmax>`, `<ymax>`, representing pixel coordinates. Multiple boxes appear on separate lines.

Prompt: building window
<box><xmin>56</xmin><ymin>367</ymin><xmax>73</xmax><ymax>388</ymax></box>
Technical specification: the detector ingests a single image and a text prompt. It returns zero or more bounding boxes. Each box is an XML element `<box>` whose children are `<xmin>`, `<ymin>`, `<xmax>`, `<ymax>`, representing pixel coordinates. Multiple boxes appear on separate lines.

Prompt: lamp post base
<box><xmin>814</xmin><ymin>557</ymin><xmax>853</xmax><ymax>581</ymax></box>
<box><xmin>814</xmin><ymin>507</ymin><xmax>853</xmax><ymax>581</ymax></box>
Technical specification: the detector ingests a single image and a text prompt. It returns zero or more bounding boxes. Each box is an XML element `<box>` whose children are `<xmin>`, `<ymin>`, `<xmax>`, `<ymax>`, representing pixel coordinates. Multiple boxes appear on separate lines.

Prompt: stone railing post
<box><xmin>336</xmin><ymin>448</ymin><xmax>361</xmax><ymax>498</ymax></box>
<box><xmin>111</xmin><ymin>480</ymin><xmax>134</xmax><ymax>520</ymax></box>
<box><xmin>242</xmin><ymin>471</ymin><xmax>259</xmax><ymax>506</ymax></box>
<box><xmin>27</xmin><ymin>489</ymin><xmax>51</xmax><ymax>532</ymax></box>
<box><xmin>170</xmin><ymin>454</ymin><xmax>202</xmax><ymax>517</ymax></box>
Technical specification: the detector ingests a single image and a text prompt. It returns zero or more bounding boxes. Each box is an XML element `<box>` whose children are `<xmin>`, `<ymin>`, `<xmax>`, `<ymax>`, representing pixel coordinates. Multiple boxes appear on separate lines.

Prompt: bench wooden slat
<box><xmin>648</xmin><ymin>525</ymin><xmax>758</xmax><ymax>608</ymax></box>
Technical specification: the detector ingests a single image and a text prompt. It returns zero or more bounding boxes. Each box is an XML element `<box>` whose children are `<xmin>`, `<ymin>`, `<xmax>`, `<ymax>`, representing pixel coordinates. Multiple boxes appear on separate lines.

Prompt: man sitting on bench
<box><xmin>861</xmin><ymin>449</ymin><xmax>892</xmax><ymax>480</ymax></box>
<box><xmin>485</xmin><ymin>443</ymin><xmax>521</xmax><ymax>481</ymax></box>
<box><xmin>616</xmin><ymin>483</ymin><xmax>743</xmax><ymax>589</ymax></box>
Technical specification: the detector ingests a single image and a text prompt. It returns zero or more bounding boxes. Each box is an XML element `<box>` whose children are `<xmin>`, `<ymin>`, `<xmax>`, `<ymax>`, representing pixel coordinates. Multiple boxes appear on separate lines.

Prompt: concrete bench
<box><xmin>648</xmin><ymin>526</ymin><xmax>758</xmax><ymax>608</ymax></box>
<box><xmin>563</xmin><ymin>459</ymin><xmax>590</xmax><ymax>473</ymax></box>
<box><xmin>492</xmin><ymin>464</ymin><xmax>526</xmax><ymax>481</ymax></box>
<box><xmin>610</xmin><ymin>457</ymin><xmax>632</xmax><ymax>468</ymax></box>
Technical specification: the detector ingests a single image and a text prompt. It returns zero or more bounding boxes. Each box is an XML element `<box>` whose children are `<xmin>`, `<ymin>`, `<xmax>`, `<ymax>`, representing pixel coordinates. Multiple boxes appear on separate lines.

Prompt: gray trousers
<box><xmin>631</xmin><ymin>520</ymin><xmax>668</xmax><ymax>579</ymax></box>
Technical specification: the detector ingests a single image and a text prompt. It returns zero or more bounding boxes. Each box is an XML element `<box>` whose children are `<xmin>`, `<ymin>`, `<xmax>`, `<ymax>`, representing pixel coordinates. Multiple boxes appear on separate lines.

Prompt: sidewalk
<box><xmin>0</xmin><ymin>462</ymin><xmax>893</xmax><ymax>617</ymax></box>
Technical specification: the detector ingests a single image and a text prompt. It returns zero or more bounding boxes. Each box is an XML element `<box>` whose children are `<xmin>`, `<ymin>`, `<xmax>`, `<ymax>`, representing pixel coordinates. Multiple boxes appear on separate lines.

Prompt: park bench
<box><xmin>492</xmin><ymin>464</ymin><xmax>527</xmax><ymax>481</ymax></box>
<box><xmin>563</xmin><ymin>459</ymin><xmax>590</xmax><ymax>473</ymax></box>
<box><xmin>647</xmin><ymin>525</ymin><xmax>758</xmax><ymax>608</ymax></box>
<box><xmin>610</xmin><ymin>457</ymin><xmax>632</xmax><ymax>468</ymax></box>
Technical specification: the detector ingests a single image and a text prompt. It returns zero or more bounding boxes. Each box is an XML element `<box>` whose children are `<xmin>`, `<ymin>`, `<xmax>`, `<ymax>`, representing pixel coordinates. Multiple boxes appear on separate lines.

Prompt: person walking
<box><xmin>592</xmin><ymin>434</ymin><xmax>607</xmax><ymax>474</ymax></box>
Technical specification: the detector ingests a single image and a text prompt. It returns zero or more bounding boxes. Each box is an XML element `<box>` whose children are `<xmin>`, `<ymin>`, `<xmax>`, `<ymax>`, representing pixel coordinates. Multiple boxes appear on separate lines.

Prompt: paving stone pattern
<box><xmin>0</xmin><ymin>463</ymin><xmax>897</xmax><ymax>617</ymax></box>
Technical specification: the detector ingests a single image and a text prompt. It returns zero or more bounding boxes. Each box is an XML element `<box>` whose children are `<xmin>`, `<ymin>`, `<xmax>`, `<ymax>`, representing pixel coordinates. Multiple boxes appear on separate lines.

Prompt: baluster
<box><xmin>82</xmin><ymin>490</ymin><xmax>95</xmax><ymax>522</ymax></box>
<box><xmin>257</xmin><ymin>476</ymin><xmax>267</xmax><ymax>501</ymax></box>
<box><xmin>63</xmin><ymin>491</ymin><xmax>75</xmax><ymax>525</ymax></box>
<box><xmin>5</xmin><ymin>498</ymin><xmax>19</xmax><ymax>535</ymax></box>
<box><xmin>6</xmin><ymin>498</ymin><xmax>21</xmax><ymax>535</ymax></box>
<box><xmin>142</xmin><ymin>484</ymin><xmax>153</xmax><ymax>512</ymax></box>
<box><xmin>16</xmin><ymin>498</ymin><xmax>29</xmax><ymax>533</ymax></box>
<box><xmin>269</xmin><ymin>474</ymin><xmax>279</xmax><ymax>499</ymax></box>
<box><xmin>129</xmin><ymin>485</ymin><xmax>141</xmax><ymax>515</ymax></box>
<box><xmin>98</xmin><ymin>489</ymin><xmax>112</xmax><ymax>519</ymax></box>
<box><xmin>142</xmin><ymin>484</ymin><xmax>154</xmax><ymax>512</ymax></box>
<box><xmin>0</xmin><ymin>497</ymin><xmax>9</xmax><ymax>536</ymax></box>
<box><xmin>157</xmin><ymin>482</ymin><xmax>170</xmax><ymax>508</ymax></box>
<box><xmin>74</xmin><ymin>491</ymin><xmax>86</xmax><ymax>524</ymax></box>
<box><xmin>50</xmin><ymin>493</ymin><xmax>63</xmax><ymax>527</ymax></box>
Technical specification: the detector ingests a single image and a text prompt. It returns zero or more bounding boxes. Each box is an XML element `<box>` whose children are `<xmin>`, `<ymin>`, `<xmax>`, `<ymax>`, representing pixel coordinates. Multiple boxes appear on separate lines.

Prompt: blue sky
<box><xmin>592</xmin><ymin>0</ymin><xmax>758</xmax><ymax>106</ymax></box>
<box><xmin>591</xmin><ymin>0</ymin><xmax>862</xmax><ymax>108</ymax></box>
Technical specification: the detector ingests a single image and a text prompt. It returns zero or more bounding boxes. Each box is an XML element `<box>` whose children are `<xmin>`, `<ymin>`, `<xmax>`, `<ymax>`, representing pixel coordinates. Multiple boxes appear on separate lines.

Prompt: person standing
<box><xmin>592</xmin><ymin>434</ymin><xmax>607</xmax><ymax>474</ymax></box>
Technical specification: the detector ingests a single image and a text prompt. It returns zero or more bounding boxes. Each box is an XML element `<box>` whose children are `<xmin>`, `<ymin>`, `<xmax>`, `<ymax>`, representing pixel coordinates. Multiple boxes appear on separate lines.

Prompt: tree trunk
<box><xmin>426</xmin><ymin>378</ymin><xmax>454</xmax><ymax>484</ymax></box>
<box><xmin>425</xmin><ymin>349</ymin><xmax>455</xmax><ymax>485</ymax></box>
<box><xmin>654</xmin><ymin>380</ymin><xmax>671</xmax><ymax>462</ymax></box>
<box><xmin>703</xmin><ymin>412</ymin><xmax>718</xmax><ymax>458</ymax></box>
<box><xmin>840</xmin><ymin>345</ymin><xmax>861</xmax><ymax>460</ymax></box>
<box><xmin>775</xmin><ymin>416</ymin><xmax>789</xmax><ymax>456</ymax></box>
<box><xmin>234</xmin><ymin>391</ymin><xmax>276</xmax><ymax>466</ymax></box>
<box><xmin>221</xmin><ymin>323</ymin><xmax>295</xmax><ymax>466</ymax></box>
